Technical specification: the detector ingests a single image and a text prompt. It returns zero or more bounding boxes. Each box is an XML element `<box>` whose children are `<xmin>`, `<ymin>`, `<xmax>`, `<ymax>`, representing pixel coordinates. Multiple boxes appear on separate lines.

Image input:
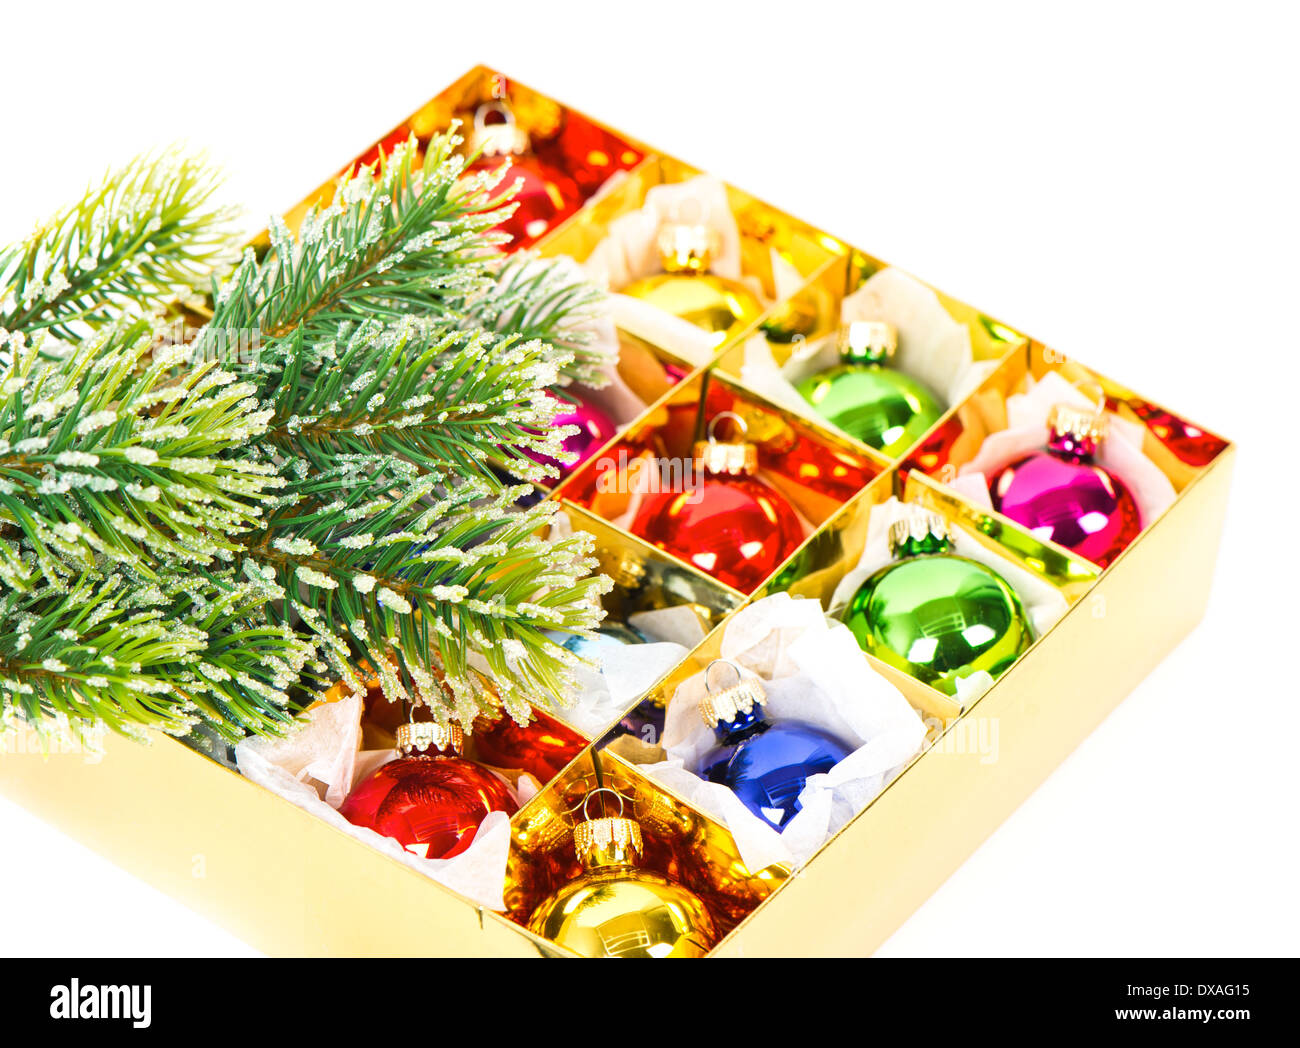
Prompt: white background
<box><xmin>1</xmin><ymin>0</ymin><xmax>1295</xmax><ymax>957</ymax></box>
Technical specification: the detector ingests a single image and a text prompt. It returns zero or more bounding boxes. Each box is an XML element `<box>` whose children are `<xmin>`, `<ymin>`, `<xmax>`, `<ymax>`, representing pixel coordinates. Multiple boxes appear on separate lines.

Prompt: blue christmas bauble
<box><xmin>697</xmin><ymin>679</ymin><xmax>852</xmax><ymax>831</ymax></box>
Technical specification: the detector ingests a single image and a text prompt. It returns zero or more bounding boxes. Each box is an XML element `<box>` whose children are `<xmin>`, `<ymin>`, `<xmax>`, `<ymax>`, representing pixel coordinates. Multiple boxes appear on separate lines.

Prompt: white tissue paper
<box><xmin>829</xmin><ymin>496</ymin><xmax>1069</xmax><ymax>706</ymax></box>
<box><xmin>583</xmin><ymin>175</ymin><xmax>779</xmax><ymax>367</ymax></box>
<box><xmin>950</xmin><ymin>370</ymin><xmax>1177</xmax><ymax>528</ymax></box>
<box><xmin>553</xmin><ymin>605</ymin><xmax>699</xmax><ymax>737</ymax></box>
<box><xmin>539</xmin><ymin>510</ymin><xmax>705</xmax><ymax>736</ymax></box>
<box><xmin>740</xmin><ymin>267</ymin><xmax>998</xmax><ymax>440</ymax></box>
<box><xmin>636</xmin><ymin>592</ymin><xmax>926</xmax><ymax>872</ymax></box>
<box><xmin>235</xmin><ymin>694</ymin><xmax>520</xmax><ymax>911</ymax></box>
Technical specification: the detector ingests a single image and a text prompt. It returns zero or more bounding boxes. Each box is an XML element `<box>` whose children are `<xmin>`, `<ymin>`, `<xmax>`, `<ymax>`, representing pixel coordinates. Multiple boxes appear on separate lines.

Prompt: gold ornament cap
<box><xmin>657</xmin><ymin>223</ymin><xmax>719</xmax><ymax>274</ymax></box>
<box><xmin>396</xmin><ymin>720</ymin><xmax>463</xmax><ymax>756</ymax></box>
<box><xmin>694</xmin><ymin>411</ymin><xmax>759</xmax><ymax>477</ymax></box>
<box><xmin>698</xmin><ymin>659</ymin><xmax>767</xmax><ymax>728</ymax></box>
<box><xmin>574</xmin><ymin>789</ymin><xmax>643</xmax><ymax>867</ymax></box>
<box><xmin>1047</xmin><ymin>402</ymin><xmax>1108</xmax><ymax>445</ymax></box>
<box><xmin>837</xmin><ymin>320</ymin><xmax>898</xmax><ymax>364</ymax></box>
<box><xmin>573</xmin><ymin>815</ymin><xmax>644</xmax><ymax>867</ymax></box>
<box><xmin>469</xmin><ymin>100</ymin><xmax>531</xmax><ymax>158</ymax></box>
<box><xmin>887</xmin><ymin>506</ymin><xmax>953</xmax><ymax>557</ymax></box>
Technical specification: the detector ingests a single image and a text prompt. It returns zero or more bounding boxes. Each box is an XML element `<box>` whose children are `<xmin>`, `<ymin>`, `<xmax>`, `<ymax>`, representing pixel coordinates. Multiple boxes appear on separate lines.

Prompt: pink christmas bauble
<box><xmin>989</xmin><ymin>451</ymin><xmax>1141</xmax><ymax>568</ymax></box>
<box><xmin>527</xmin><ymin>392</ymin><xmax>617</xmax><ymax>483</ymax></box>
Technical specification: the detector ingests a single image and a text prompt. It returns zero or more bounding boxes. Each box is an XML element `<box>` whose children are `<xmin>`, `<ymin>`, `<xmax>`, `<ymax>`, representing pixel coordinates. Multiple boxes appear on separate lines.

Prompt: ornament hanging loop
<box><xmin>470</xmin><ymin>99</ymin><xmax>529</xmax><ymax>158</ymax></box>
<box><xmin>704</xmin><ymin>658</ymin><xmax>745</xmax><ymax>694</ymax></box>
<box><xmin>581</xmin><ymin>787</ymin><xmax>627</xmax><ymax>823</ymax></box>
<box><xmin>474</xmin><ymin>99</ymin><xmax>514</xmax><ymax>130</ymax></box>
<box><xmin>572</xmin><ymin>791</ymin><xmax>644</xmax><ymax>866</ymax></box>
<box><xmin>707</xmin><ymin>411</ymin><xmax>748</xmax><ymax>445</ymax></box>
<box><xmin>1070</xmin><ymin>378</ymin><xmax>1108</xmax><ymax>420</ymax></box>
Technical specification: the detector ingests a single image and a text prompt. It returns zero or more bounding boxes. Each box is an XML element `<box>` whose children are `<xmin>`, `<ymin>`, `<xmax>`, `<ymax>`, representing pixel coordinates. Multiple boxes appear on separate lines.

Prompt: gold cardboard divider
<box><xmin>892</xmin><ymin>338</ymin><xmax>1233</xmax><ymax>574</ymax></box>
<box><xmin>848</xmin><ymin>247</ymin><xmax>1029</xmax><ymax>364</ymax></box>
<box><xmin>536</xmin><ymin>500</ymin><xmax>741</xmax><ymax>747</ymax></box>
<box><xmin>733</xmin><ymin>452</ymin><xmax>1100</xmax><ymax>721</ymax></box>
<box><xmin>557</xmin><ymin>501</ymin><xmax>744</xmax><ymax>627</ymax></box>
<box><xmin>1024</xmin><ymin>341</ymin><xmax>1227</xmax><ymax>492</ymax></box>
<box><xmin>535</xmin><ymin>152</ymin><xmax>845</xmax><ymax>360</ymax></box>
<box><xmin>752</xmin><ymin>467</ymin><xmax>894</xmax><ymax>609</ymax></box>
<box><xmin>903</xmin><ymin>470</ymin><xmax>1102</xmax><ymax>603</ymax></box>
<box><xmin>907</xmin><ymin>338</ymin><xmax>1230</xmax><ymax>498</ymax></box>
<box><xmin>539</xmin><ymin>153</ymin><xmax>844</xmax><ymax>298</ymax></box>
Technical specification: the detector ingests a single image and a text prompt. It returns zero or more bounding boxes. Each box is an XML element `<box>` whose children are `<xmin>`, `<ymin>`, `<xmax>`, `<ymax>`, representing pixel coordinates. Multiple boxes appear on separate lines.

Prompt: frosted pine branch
<box><xmin>0</xmin><ymin>148</ymin><xmax>240</xmax><ymax>343</ymax></box>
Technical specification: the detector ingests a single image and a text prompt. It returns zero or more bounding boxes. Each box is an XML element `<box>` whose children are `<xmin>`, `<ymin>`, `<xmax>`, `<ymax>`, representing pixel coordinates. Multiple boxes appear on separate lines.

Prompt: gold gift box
<box><xmin>0</xmin><ymin>67</ymin><xmax>1234</xmax><ymax>957</ymax></box>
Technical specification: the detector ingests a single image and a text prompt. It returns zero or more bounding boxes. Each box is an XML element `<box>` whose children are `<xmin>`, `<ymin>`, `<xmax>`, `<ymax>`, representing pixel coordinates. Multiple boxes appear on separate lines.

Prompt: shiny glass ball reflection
<box><xmin>845</xmin><ymin>554</ymin><xmax>1032</xmax><ymax>695</ymax></box>
<box><xmin>471</xmin><ymin>154</ymin><xmax>580</xmax><ymax>248</ymax></box>
<box><xmin>989</xmin><ymin>452</ymin><xmax>1141</xmax><ymax>568</ymax></box>
<box><xmin>630</xmin><ymin>476</ymin><xmax>803</xmax><ymax>593</ymax></box>
<box><xmin>562</xmin><ymin>621</ymin><xmax>647</xmax><ymax>658</ymax></box>
<box><xmin>795</xmin><ymin>363</ymin><xmax>943</xmax><ymax>458</ymax></box>
<box><xmin>525</xmin><ymin>392</ymin><xmax>617</xmax><ymax>484</ymax></box>
<box><xmin>621</xmin><ymin>272</ymin><xmax>763</xmax><ymax>343</ymax></box>
<box><xmin>339</xmin><ymin>756</ymin><xmax>517</xmax><ymax>859</ymax></box>
<box><xmin>528</xmin><ymin>860</ymin><xmax>716</xmax><ymax>958</ymax></box>
<box><xmin>701</xmin><ymin>720</ymin><xmax>852</xmax><ymax>831</ymax></box>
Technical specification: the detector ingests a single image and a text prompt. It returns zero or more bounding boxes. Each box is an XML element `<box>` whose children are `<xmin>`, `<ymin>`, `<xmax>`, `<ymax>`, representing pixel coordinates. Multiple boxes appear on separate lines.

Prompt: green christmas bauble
<box><xmin>795</xmin><ymin>363</ymin><xmax>942</xmax><ymax>458</ymax></box>
<box><xmin>794</xmin><ymin>319</ymin><xmax>943</xmax><ymax>458</ymax></box>
<box><xmin>844</xmin><ymin>509</ymin><xmax>1033</xmax><ymax>695</ymax></box>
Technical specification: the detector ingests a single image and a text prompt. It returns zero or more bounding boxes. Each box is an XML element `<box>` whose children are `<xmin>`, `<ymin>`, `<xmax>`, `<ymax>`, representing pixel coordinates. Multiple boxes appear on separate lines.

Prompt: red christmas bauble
<box><xmin>472</xmin><ymin>155</ymin><xmax>579</xmax><ymax>249</ymax></box>
<box><xmin>340</xmin><ymin>754</ymin><xmax>517</xmax><ymax>860</ymax></box>
<box><xmin>631</xmin><ymin>474</ymin><xmax>803</xmax><ymax>592</ymax></box>
<box><xmin>471</xmin><ymin>708</ymin><xmax>588</xmax><ymax>784</ymax></box>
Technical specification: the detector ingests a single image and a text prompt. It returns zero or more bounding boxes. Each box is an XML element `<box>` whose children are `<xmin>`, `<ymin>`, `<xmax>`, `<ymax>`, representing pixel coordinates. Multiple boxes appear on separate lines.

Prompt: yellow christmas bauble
<box><xmin>621</xmin><ymin>223</ymin><xmax>763</xmax><ymax>343</ymax></box>
<box><xmin>528</xmin><ymin>815</ymin><xmax>717</xmax><ymax>958</ymax></box>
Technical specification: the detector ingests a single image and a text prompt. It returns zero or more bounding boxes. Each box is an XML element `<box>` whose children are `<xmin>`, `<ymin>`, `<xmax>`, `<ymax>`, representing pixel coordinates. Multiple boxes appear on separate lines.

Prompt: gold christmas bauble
<box><xmin>527</xmin><ymin>815</ymin><xmax>717</xmax><ymax>958</ymax></box>
<box><xmin>622</xmin><ymin>223</ymin><xmax>762</xmax><ymax>343</ymax></box>
<box><xmin>621</xmin><ymin>272</ymin><xmax>762</xmax><ymax>341</ymax></box>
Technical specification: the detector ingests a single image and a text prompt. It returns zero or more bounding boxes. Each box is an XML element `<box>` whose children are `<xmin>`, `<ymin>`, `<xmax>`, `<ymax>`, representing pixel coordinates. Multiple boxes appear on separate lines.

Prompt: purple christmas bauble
<box><xmin>527</xmin><ymin>392</ymin><xmax>617</xmax><ymax>484</ymax></box>
<box><xmin>990</xmin><ymin>451</ymin><xmax>1141</xmax><ymax>568</ymax></box>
